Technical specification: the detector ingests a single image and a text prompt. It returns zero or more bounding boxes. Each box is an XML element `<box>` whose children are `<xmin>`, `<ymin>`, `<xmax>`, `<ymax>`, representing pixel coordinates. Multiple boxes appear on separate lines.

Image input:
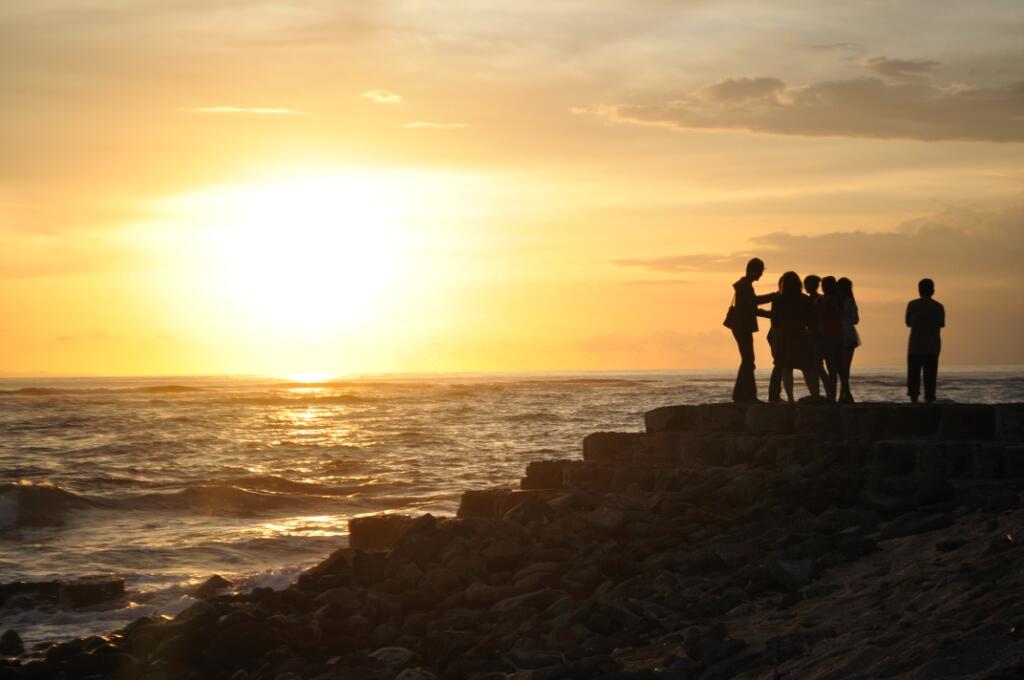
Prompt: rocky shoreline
<box><xmin>3</xmin><ymin>402</ymin><xmax>1024</xmax><ymax>679</ymax></box>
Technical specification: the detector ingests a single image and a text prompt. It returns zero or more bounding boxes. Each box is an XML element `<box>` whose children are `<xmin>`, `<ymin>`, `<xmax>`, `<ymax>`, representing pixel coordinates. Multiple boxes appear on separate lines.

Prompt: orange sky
<box><xmin>2</xmin><ymin>1</ymin><xmax>1023</xmax><ymax>376</ymax></box>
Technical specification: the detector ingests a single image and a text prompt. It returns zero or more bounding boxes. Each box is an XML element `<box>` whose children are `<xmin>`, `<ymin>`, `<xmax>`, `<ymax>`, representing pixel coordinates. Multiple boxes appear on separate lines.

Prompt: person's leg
<box><xmin>907</xmin><ymin>354</ymin><xmax>922</xmax><ymax>403</ymax></box>
<box><xmin>801</xmin><ymin>364</ymin><xmax>820</xmax><ymax>397</ymax></box>
<box><xmin>768</xmin><ymin>365</ymin><xmax>782</xmax><ymax>402</ymax></box>
<box><xmin>732</xmin><ymin>330</ymin><xmax>757</xmax><ymax>402</ymax></box>
<box><xmin>839</xmin><ymin>346</ymin><xmax>855</xmax><ymax>402</ymax></box>
<box><xmin>783</xmin><ymin>367</ymin><xmax>794</xmax><ymax>402</ymax></box>
<box><xmin>823</xmin><ymin>344</ymin><xmax>838</xmax><ymax>402</ymax></box>
<box><xmin>924</xmin><ymin>354</ymin><xmax>939</xmax><ymax>403</ymax></box>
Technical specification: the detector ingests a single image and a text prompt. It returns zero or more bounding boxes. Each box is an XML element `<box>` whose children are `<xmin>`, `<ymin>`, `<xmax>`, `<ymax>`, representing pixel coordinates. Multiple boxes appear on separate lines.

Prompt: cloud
<box><xmin>401</xmin><ymin>121</ymin><xmax>469</xmax><ymax>129</ymax></box>
<box><xmin>809</xmin><ymin>42</ymin><xmax>864</xmax><ymax>52</ymax></box>
<box><xmin>701</xmin><ymin>77</ymin><xmax>786</xmax><ymax>103</ymax></box>
<box><xmin>583</xmin><ymin>75</ymin><xmax>1024</xmax><ymax>142</ymax></box>
<box><xmin>862</xmin><ymin>56</ymin><xmax>939</xmax><ymax>80</ymax></box>
<box><xmin>614</xmin><ymin>203</ymin><xmax>1024</xmax><ymax>284</ymax></box>
<box><xmin>362</xmin><ymin>89</ymin><xmax>404</xmax><ymax>104</ymax></box>
<box><xmin>185</xmin><ymin>106</ymin><xmax>305</xmax><ymax>115</ymax></box>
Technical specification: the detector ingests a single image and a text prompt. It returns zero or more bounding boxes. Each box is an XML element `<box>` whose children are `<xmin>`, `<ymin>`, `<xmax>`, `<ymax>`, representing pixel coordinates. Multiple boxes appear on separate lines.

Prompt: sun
<box><xmin>178</xmin><ymin>174</ymin><xmax>414</xmax><ymax>336</ymax></box>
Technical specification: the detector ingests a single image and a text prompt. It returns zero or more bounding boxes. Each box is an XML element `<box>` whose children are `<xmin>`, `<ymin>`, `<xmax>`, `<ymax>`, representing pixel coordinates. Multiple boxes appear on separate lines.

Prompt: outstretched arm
<box><xmin>905</xmin><ymin>302</ymin><xmax>913</xmax><ymax>327</ymax></box>
<box><xmin>755</xmin><ymin>292</ymin><xmax>776</xmax><ymax>305</ymax></box>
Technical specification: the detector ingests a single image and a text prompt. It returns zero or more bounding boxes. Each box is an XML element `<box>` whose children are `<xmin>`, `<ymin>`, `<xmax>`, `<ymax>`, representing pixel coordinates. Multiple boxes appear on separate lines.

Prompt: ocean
<box><xmin>1</xmin><ymin>369</ymin><xmax>1021</xmax><ymax>645</ymax></box>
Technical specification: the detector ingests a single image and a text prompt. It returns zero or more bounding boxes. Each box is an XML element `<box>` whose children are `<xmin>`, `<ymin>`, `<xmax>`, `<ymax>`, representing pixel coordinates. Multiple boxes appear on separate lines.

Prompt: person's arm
<box><xmin>754</xmin><ymin>291</ymin><xmax>776</xmax><ymax>305</ymax></box>
<box><xmin>756</xmin><ymin>309</ymin><xmax>772</xmax><ymax>318</ymax></box>
<box><xmin>939</xmin><ymin>303</ymin><xmax>945</xmax><ymax>328</ymax></box>
<box><xmin>851</xmin><ymin>301</ymin><xmax>860</xmax><ymax>325</ymax></box>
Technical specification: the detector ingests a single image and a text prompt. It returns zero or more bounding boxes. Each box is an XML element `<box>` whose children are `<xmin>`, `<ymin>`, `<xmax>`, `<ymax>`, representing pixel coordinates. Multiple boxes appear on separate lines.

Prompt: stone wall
<box><xmin>504</xmin><ymin>403</ymin><xmax>1024</xmax><ymax>509</ymax></box>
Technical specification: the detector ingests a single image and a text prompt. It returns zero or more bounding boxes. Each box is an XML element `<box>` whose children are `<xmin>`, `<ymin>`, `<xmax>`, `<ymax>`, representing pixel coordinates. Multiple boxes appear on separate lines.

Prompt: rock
<box><xmin>584</xmin><ymin>506</ymin><xmax>626</xmax><ymax>532</ymax></box>
<box><xmin>645</xmin><ymin>405</ymin><xmax>702</xmax><ymax>433</ymax></box>
<box><xmin>491</xmin><ymin>588</ymin><xmax>567</xmax><ymax>616</ymax></box>
<box><xmin>521</xmin><ymin>460</ymin><xmax>571</xmax><ymax>490</ymax></box>
<box><xmin>0</xmin><ymin>581</ymin><xmax>60</xmax><ymax>608</ymax></box>
<box><xmin>940</xmin><ymin>405</ymin><xmax>997</xmax><ymax>440</ymax></box>
<box><xmin>879</xmin><ymin>512</ymin><xmax>953</xmax><ymax>540</ymax></box>
<box><xmin>767</xmin><ymin>557</ymin><xmax>815</xmax><ymax>592</ymax></box>
<box><xmin>835</xmin><ymin>534</ymin><xmax>877</xmax><ymax>558</ymax></box>
<box><xmin>348</xmin><ymin>514</ymin><xmax>415</xmax><ymax>550</ymax></box>
<box><xmin>58</xmin><ymin>577</ymin><xmax>125</xmax><ymax>609</ymax></box>
<box><xmin>0</xmin><ymin>630</ymin><xmax>24</xmax><ymax>656</ymax></box>
<box><xmin>508</xmin><ymin>648</ymin><xmax>565</xmax><ymax>669</ymax></box>
<box><xmin>718</xmin><ymin>471</ymin><xmax>763</xmax><ymax>506</ymax></box>
<box><xmin>972</xmin><ymin>444</ymin><xmax>1004</xmax><ymax>478</ymax></box>
<box><xmin>192</xmin><ymin>574</ymin><xmax>233</xmax><ymax>599</ymax></box>
<box><xmin>481</xmin><ymin>539</ymin><xmax>523</xmax><ymax>569</ymax></box>
<box><xmin>745</xmin><ymin>404</ymin><xmax>794</xmax><ymax>434</ymax></box>
<box><xmin>583</xmin><ymin>432</ymin><xmax>683</xmax><ymax>465</ymax></box>
<box><xmin>315</xmin><ymin>586</ymin><xmax>361</xmax><ymax>611</ymax></box>
<box><xmin>394</xmin><ymin>669</ymin><xmax>438</xmax><ymax>680</ymax></box>
<box><xmin>369</xmin><ymin>646</ymin><xmax>415</xmax><ymax>674</ymax></box>
<box><xmin>465</xmin><ymin>582</ymin><xmax>519</xmax><ymax>607</ymax></box>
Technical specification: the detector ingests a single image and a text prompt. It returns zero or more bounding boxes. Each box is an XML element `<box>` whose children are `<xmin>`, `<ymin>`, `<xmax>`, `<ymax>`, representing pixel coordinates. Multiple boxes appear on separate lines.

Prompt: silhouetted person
<box><xmin>766</xmin><ymin>275</ymin><xmax>790</xmax><ymax>402</ymax></box>
<box><xmin>817</xmin><ymin>276</ymin><xmax>842</xmax><ymax>402</ymax></box>
<box><xmin>803</xmin><ymin>274</ymin><xmax>826</xmax><ymax>395</ymax></box>
<box><xmin>906</xmin><ymin>278</ymin><xmax>945</xmax><ymax>403</ymax></box>
<box><xmin>727</xmin><ymin>258</ymin><xmax>773</xmax><ymax>402</ymax></box>
<box><xmin>837</xmin><ymin>277</ymin><xmax>860</xmax><ymax>403</ymax></box>
<box><xmin>768</xmin><ymin>271</ymin><xmax>820</xmax><ymax>402</ymax></box>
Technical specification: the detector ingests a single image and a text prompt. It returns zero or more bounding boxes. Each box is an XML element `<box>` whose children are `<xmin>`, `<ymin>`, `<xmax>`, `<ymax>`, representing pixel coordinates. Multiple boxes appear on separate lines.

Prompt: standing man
<box><xmin>729</xmin><ymin>258</ymin><xmax>774</xmax><ymax>402</ymax></box>
<box><xmin>906</xmin><ymin>278</ymin><xmax>945</xmax><ymax>403</ymax></box>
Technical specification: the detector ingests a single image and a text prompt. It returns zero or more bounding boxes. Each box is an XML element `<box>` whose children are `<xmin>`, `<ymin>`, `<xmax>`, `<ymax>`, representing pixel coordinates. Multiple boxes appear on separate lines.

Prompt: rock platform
<box><xmin>5</xmin><ymin>402</ymin><xmax>1024</xmax><ymax>680</ymax></box>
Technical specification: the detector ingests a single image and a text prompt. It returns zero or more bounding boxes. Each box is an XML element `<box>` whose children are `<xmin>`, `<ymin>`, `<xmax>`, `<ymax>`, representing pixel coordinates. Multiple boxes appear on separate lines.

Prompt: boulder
<box><xmin>348</xmin><ymin>514</ymin><xmax>415</xmax><ymax>550</ymax></box>
<box><xmin>972</xmin><ymin>444</ymin><xmax>1004</xmax><ymax>478</ymax></box>
<box><xmin>940</xmin><ymin>405</ymin><xmax>997</xmax><ymax>440</ymax></box>
<box><xmin>58</xmin><ymin>577</ymin><xmax>125</xmax><ymax>609</ymax></box>
<box><xmin>192</xmin><ymin>575</ymin><xmax>233</xmax><ymax>600</ymax></box>
<box><xmin>840</xmin><ymin>405</ymin><xmax>890</xmax><ymax>439</ymax></box>
<box><xmin>583</xmin><ymin>432</ymin><xmax>683</xmax><ymax>465</ymax></box>
<box><xmin>885</xmin><ymin>405</ymin><xmax>941</xmax><ymax>437</ymax></box>
<box><xmin>0</xmin><ymin>630</ymin><xmax>24</xmax><ymax>656</ymax></box>
<box><xmin>644</xmin><ymin>405</ymin><xmax>702</xmax><ymax>433</ymax></box>
<box><xmin>745</xmin><ymin>405</ymin><xmax>795</xmax><ymax>434</ymax></box>
<box><xmin>767</xmin><ymin>557</ymin><xmax>815</xmax><ymax>592</ymax></box>
<box><xmin>521</xmin><ymin>460</ymin><xmax>571</xmax><ymax>490</ymax></box>
<box><xmin>879</xmin><ymin>512</ymin><xmax>953</xmax><ymax>540</ymax></box>
<box><xmin>394</xmin><ymin>669</ymin><xmax>438</xmax><ymax>680</ymax></box>
<box><xmin>795</xmin><ymin>404</ymin><xmax>841</xmax><ymax>434</ymax></box>
<box><xmin>0</xmin><ymin>580</ymin><xmax>60</xmax><ymax>609</ymax></box>
<box><xmin>370</xmin><ymin>646</ymin><xmax>415</xmax><ymax>675</ymax></box>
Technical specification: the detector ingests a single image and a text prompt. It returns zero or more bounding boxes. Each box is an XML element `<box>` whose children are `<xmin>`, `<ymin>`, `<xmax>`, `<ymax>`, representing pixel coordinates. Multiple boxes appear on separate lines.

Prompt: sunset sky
<box><xmin>2</xmin><ymin>0</ymin><xmax>1022</xmax><ymax>376</ymax></box>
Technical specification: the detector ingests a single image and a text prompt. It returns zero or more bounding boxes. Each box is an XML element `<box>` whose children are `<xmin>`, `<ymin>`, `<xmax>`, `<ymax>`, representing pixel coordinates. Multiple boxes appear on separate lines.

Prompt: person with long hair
<box><xmin>768</xmin><ymin>271</ymin><xmax>820</xmax><ymax>402</ymax></box>
<box><xmin>817</xmin><ymin>276</ymin><xmax>843</xmax><ymax>402</ymax></box>
<box><xmin>837</xmin><ymin>277</ymin><xmax>860</xmax><ymax>403</ymax></box>
<box><xmin>766</xmin><ymin>275</ymin><xmax>791</xmax><ymax>402</ymax></box>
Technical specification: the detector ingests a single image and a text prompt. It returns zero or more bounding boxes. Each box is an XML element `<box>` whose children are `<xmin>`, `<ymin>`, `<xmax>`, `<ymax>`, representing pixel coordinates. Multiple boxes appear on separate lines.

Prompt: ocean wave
<box><xmin>0</xmin><ymin>384</ymin><xmax>204</xmax><ymax>396</ymax></box>
<box><xmin>0</xmin><ymin>482</ymin><xmax>106</xmax><ymax>528</ymax></box>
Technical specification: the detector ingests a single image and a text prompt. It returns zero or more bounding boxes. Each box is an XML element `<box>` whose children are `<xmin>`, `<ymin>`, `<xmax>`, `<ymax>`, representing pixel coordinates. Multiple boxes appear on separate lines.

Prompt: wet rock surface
<box><xmin>4</xmin><ymin>402</ymin><xmax>1024</xmax><ymax>679</ymax></box>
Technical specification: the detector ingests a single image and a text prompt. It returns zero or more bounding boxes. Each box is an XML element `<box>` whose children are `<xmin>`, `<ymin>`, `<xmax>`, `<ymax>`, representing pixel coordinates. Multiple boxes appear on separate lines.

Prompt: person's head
<box><xmin>803</xmin><ymin>275</ymin><xmax>821</xmax><ymax>295</ymax></box>
<box><xmin>745</xmin><ymin>257</ymin><xmax>765</xmax><ymax>281</ymax></box>
<box><xmin>821</xmin><ymin>276</ymin><xmax>838</xmax><ymax>296</ymax></box>
<box><xmin>918</xmin><ymin>278</ymin><xmax>935</xmax><ymax>298</ymax></box>
<box><xmin>837</xmin><ymin>277</ymin><xmax>854</xmax><ymax>301</ymax></box>
<box><xmin>780</xmin><ymin>271</ymin><xmax>802</xmax><ymax>297</ymax></box>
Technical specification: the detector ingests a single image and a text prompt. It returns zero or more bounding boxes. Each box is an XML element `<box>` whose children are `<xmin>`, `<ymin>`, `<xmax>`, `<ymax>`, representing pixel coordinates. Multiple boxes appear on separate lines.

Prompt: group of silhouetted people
<box><xmin>726</xmin><ymin>258</ymin><xmax>945</xmax><ymax>404</ymax></box>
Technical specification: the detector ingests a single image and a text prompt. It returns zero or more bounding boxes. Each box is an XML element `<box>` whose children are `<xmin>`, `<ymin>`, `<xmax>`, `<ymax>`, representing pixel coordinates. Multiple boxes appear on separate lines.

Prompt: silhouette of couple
<box><xmin>726</xmin><ymin>259</ymin><xmax>944</xmax><ymax>404</ymax></box>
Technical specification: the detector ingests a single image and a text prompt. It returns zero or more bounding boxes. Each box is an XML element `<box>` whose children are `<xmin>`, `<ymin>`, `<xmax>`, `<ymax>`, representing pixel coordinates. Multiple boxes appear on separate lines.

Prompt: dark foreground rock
<box><xmin>4</xmin><ymin>402</ymin><xmax>1024</xmax><ymax>679</ymax></box>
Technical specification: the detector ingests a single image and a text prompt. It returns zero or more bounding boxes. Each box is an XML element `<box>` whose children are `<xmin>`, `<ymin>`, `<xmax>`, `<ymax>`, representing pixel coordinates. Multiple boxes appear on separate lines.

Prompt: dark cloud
<box><xmin>586</xmin><ymin>76</ymin><xmax>1024</xmax><ymax>142</ymax></box>
<box><xmin>862</xmin><ymin>56</ymin><xmax>939</xmax><ymax>80</ymax></box>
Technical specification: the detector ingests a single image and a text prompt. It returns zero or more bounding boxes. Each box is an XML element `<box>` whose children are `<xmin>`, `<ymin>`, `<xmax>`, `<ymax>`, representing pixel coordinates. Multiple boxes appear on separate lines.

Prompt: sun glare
<box><xmin>164</xmin><ymin>174</ymin><xmax>427</xmax><ymax>339</ymax></box>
